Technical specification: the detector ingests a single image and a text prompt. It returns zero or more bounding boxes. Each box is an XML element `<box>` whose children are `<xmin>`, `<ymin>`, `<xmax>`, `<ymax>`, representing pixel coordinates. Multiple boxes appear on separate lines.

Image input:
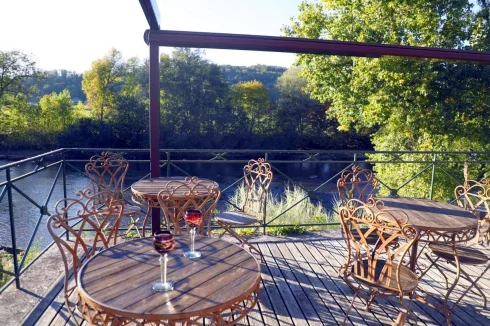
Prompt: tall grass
<box><xmin>226</xmin><ymin>183</ymin><xmax>340</xmax><ymax>235</ymax></box>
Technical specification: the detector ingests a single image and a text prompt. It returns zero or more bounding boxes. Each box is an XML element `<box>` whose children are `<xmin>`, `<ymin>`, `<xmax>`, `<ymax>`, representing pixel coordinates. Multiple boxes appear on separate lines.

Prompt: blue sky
<box><xmin>0</xmin><ymin>0</ymin><xmax>304</xmax><ymax>73</ymax></box>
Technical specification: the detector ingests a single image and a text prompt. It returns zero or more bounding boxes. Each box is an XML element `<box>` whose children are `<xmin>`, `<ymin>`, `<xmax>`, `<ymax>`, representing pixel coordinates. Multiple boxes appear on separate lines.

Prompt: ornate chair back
<box><xmin>46</xmin><ymin>190</ymin><xmax>125</xmax><ymax>314</ymax></box>
<box><xmin>242</xmin><ymin>158</ymin><xmax>273</xmax><ymax>220</ymax></box>
<box><xmin>337</xmin><ymin>165</ymin><xmax>378</xmax><ymax>204</ymax></box>
<box><xmin>157</xmin><ymin>177</ymin><xmax>221</xmax><ymax>235</ymax></box>
<box><xmin>339</xmin><ymin>199</ymin><xmax>418</xmax><ymax>293</ymax></box>
<box><xmin>85</xmin><ymin>152</ymin><xmax>129</xmax><ymax>202</ymax></box>
<box><xmin>455</xmin><ymin>163</ymin><xmax>490</xmax><ymax>242</ymax></box>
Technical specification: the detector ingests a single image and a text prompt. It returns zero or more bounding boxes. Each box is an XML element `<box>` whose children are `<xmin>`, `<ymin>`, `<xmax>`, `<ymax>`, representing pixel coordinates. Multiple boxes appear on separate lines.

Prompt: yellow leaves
<box><xmin>337</xmin><ymin>125</ymin><xmax>350</xmax><ymax>132</ymax></box>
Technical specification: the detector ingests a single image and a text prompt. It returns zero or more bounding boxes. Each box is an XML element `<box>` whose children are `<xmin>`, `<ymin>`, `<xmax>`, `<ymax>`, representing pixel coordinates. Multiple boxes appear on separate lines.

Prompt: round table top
<box><xmin>377</xmin><ymin>197</ymin><xmax>478</xmax><ymax>233</ymax></box>
<box><xmin>77</xmin><ymin>236</ymin><xmax>260</xmax><ymax>321</ymax></box>
<box><xmin>131</xmin><ymin>177</ymin><xmax>219</xmax><ymax>199</ymax></box>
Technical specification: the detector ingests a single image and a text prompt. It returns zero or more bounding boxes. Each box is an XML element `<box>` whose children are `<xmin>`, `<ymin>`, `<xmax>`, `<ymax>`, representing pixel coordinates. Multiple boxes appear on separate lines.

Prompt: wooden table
<box><xmin>131</xmin><ymin>177</ymin><xmax>219</xmax><ymax>235</ymax></box>
<box><xmin>77</xmin><ymin>236</ymin><xmax>260</xmax><ymax>325</ymax></box>
<box><xmin>377</xmin><ymin>197</ymin><xmax>478</xmax><ymax>324</ymax></box>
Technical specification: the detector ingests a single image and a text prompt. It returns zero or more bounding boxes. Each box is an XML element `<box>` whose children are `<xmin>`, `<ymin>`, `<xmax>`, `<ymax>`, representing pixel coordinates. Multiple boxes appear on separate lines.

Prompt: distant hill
<box><xmin>220</xmin><ymin>64</ymin><xmax>287</xmax><ymax>100</ymax></box>
<box><xmin>25</xmin><ymin>70</ymin><xmax>86</xmax><ymax>103</ymax></box>
<box><xmin>26</xmin><ymin>65</ymin><xmax>287</xmax><ymax>103</ymax></box>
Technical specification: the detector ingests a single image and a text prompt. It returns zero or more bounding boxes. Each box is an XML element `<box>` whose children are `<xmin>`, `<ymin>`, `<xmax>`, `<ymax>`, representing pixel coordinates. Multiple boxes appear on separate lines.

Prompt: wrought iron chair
<box><xmin>47</xmin><ymin>189</ymin><xmax>125</xmax><ymax>325</ymax></box>
<box><xmin>155</xmin><ymin>177</ymin><xmax>221</xmax><ymax>235</ymax></box>
<box><xmin>85</xmin><ymin>151</ymin><xmax>143</xmax><ymax>237</ymax></box>
<box><xmin>337</xmin><ymin>165</ymin><xmax>381</xmax><ymax>275</ymax></box>
<box><xmin>423</xmin><ymin>164</ymin><xmax>490</xmax><ymax>309</ymax></box>
<box><xmin>339</xmin><ymin>198</ymin><xmax>419</xmax><ymax>325</ymax></box>
<box><xmin>337</xmin><ymin>165</ymin><xmax>379</xmax><ymax>204</ymax></box>
<box><xmin>214</xmin><ymin>158</ymin><xmax>273</xmax><ymax>260</ymax></box>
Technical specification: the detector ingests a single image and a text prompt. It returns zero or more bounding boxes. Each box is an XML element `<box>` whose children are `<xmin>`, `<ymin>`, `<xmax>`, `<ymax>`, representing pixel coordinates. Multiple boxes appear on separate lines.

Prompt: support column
<box><xmin>149</xmin><ymin>40</ymin><xmax>161</xmax><ymax>235</ymax></box>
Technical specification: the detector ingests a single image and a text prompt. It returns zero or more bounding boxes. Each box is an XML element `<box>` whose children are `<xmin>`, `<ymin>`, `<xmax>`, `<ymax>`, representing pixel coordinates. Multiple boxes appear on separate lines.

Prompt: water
<box><xmin>0</xmin><ymin>159</ymin><xmax>346</xmax><ymax>250</ymax></box>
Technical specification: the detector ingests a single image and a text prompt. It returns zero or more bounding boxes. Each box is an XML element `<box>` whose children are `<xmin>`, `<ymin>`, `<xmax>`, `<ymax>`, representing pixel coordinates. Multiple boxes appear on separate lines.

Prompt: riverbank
<box><xmin>0</xmin><ymin>150</ymin><xmax>48</xmax><ymax>161</ymax></box>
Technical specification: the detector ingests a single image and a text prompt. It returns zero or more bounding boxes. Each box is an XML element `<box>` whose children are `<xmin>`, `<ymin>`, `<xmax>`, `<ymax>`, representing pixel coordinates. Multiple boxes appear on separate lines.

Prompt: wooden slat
<box><xmin>299</xmin><ymin>240</ymin><xmax>384</xmax><ymax>325</ymax></box>
<box><xmin>26</xmin><ymin>235</ymin><xmax>490</xmax><ymax>326</ymax></box>
<box><xmin>78</xmin><ymin>236</ymin><xmax>260</xmax><ymax>321</ymax></box>
<box><xmin>327</xmin><ymin>239</ymin><xmax>438</xmax><ymax>326</ymax></box>
<box><xmin>376</xmin><ymin>197</ymin><xmax>477</xmax><ymax>232</ymax></box>
<box><xmin>267</xmin><ymin>243</ymin><xmax>322</xmax><ymax>325</ymax></box>
<box><xmin>258</xmin><ymin>243</ymin><xmax>309</xmax><ymax>326</ymax></box>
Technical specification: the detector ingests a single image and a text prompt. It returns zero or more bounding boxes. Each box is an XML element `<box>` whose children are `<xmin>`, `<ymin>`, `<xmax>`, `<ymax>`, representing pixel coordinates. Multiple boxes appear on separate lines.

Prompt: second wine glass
<box><xmin>152</xmin><ymin>230</ymin><xmax>175</xmax><ymax>292</ymax></box>
<box><xmin>184</xmin><ymin>209</ymin><xmax>203</xmax><ymax>259</ymax></box>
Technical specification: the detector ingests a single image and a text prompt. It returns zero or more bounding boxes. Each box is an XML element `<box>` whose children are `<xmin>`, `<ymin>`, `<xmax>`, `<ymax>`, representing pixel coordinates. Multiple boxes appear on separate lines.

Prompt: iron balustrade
<box><xmin>1</xmin><ymin>148</ymin><xmax>489</xmax><ymax>291</ymax></box>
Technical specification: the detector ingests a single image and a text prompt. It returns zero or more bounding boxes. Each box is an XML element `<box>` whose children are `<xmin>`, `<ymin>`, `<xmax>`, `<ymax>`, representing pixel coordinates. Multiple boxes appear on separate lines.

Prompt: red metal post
<box><xmin>149</xmin><ymin>40</ymin><xmax>161</xmax><ymax>235</ymax></box>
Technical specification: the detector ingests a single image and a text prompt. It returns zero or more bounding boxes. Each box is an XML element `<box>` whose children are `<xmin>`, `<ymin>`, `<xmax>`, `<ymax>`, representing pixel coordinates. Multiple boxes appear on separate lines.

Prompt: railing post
<box><xmin>167</xmin><ymin>151</ymin><xmax>171</xmax><ymax>177</ymax></box>
<box><xmin>6</xmin><ymin>168</ymin><xmax>20</xmax><ymax>289</ymax></box>
<box><xmin>263</xmin><ymin>152</ymin><xmax>269</xmax><ymax>235</ymax></box>
<box><xmin>429</xmin><ymin>153</ymin><xmax>437</xmax><ymax>200</ymax></box>
<box><xmin>62</xmin><ymin>152</ymin><xmax>69</xmax><ymax>241</ymax></box>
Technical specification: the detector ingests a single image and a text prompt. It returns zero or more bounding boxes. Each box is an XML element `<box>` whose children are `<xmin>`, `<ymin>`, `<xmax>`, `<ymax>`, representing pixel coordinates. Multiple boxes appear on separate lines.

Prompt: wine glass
<box><xmin>152</xmin><ymin>230</ymin><xmax>175</xmax><ymax>292</ymax></box>
<box><xmin>184</xmin><ymin>209</ymin><xmax>203</xmax><ymax>259</ymax></box>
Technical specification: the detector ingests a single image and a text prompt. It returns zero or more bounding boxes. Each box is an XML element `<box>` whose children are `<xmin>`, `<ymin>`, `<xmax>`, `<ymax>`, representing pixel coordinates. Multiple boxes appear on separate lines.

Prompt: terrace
<box><xmin>1</xmin><ymin>148</ymin><xmax>490</xmax><ymax>325</ymax></box>
<box><xmin>2</xmin><ymin>1</ymin><xmax>490</xmax><ymax>325</ymax></box>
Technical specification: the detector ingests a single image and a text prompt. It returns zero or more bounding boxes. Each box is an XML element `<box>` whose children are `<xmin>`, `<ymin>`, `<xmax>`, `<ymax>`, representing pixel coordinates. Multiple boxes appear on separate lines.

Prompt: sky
<box><xmin>0</xmin><ymin>0</ymin><xmax>304</xmax><ymax>73</ymax></box>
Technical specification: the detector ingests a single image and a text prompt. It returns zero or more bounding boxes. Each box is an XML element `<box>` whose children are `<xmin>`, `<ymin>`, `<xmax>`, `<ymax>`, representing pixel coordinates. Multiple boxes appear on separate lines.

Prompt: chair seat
<box><xmin>96</xmin><ymin>205</ymin><xmax>141</xmax><ymax>216</ymax></box>
<box><xmin>352</xmin><ymin>259</ymin><xmax>418</xmax><ymax>293</ymax></box>
<box><xmin>214</xmin><ymin>211</ymin><xmax>258</xmax><ymax>226</ymax></box>
<box><xmin>428</xmin><ymin>243</ymin><xmax>489</xmax><ymax>265</ymax></box>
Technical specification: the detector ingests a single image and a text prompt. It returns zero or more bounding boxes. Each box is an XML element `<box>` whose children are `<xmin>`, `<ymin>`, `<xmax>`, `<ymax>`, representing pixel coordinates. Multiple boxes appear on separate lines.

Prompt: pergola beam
<box><xmin>146</xmin><ymin>30</ymin><xmax>490</xmax><ymax>63</ymax></box>
<box><xmin>139</xmin><ymin>0</ymin><xmax>160</xmax><ymax>30</ymax></box>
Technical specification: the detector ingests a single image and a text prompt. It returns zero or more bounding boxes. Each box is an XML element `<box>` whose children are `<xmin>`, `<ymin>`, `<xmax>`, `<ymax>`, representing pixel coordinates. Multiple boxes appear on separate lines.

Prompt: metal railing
<box><xmin>1</xmin><ymin>148</ymin><xmax>489</xmax><ymax>291</ymax></box>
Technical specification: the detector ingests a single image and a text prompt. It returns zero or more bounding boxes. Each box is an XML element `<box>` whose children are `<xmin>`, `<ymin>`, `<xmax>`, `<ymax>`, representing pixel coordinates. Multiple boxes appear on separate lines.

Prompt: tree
<box><xmin>231</xmin><ymin>80</ymin><xmax>272</xmax><ymax>135</ymax></box>
<box><xmin>82</xmin><ymin>48</ymin><xmax>125</xmax><ymax>122</ymax></box>
<box><xmin>159</xmin><ymin>48</ymin><xmax>231</xmax><ymax>145</ymax></box>
<box><xmin>39</xmin><ymin>90</ymin><xmax>74</xmax><ymax>132</ymax></box>
<box><xmin>0</xmin><ymin>50</ymin><xmax>43</xmax><ymax>101</ymax></box>
<box><xmin>285</xmin><ymin>0</ymin><xmax>490</xmax><ymax>199</ymax></box>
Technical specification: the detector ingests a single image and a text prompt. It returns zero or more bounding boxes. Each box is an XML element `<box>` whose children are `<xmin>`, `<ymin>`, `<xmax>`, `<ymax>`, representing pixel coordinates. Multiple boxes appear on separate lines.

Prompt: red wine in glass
<box><xmin>186</xmin><ymin>209</ymin><xmax>203</xmax><ymax>228</ymax></box>
<box><xmin>152</xmin><ymin>231</ymin><xmax>175</xmax><ymax>292</ymax></box>
<box><xmin>184</xmin><ymin>209</ymin><xmax>203</xmax><ymax>258</ymax></box>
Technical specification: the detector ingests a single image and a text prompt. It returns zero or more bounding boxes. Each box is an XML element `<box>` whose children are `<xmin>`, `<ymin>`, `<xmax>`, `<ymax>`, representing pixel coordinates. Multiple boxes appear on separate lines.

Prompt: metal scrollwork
<box><xmin>78</xmin><ymin>285</ymin><xmax>260</xmax><ymax>326</ymax></box>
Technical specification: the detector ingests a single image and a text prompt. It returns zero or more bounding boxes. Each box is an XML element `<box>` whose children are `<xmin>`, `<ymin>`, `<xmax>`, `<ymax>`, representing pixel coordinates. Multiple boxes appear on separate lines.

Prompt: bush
<box><xmin>226</xmin><ymin>183</ymin><xmax>339</xmax><ymax>235</ymax></box>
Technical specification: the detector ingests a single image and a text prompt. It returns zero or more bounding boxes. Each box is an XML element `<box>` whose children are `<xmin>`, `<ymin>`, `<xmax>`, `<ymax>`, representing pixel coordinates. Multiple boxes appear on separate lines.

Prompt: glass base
<box><xmin>184</xmin><ymin>250</ymin><xmax>202</xmax><ymax>259</ymax></box>
<box><xmin>153</xmin><ymin>281</ymin><xmax>174</xmax><ymax>292</ymax></box>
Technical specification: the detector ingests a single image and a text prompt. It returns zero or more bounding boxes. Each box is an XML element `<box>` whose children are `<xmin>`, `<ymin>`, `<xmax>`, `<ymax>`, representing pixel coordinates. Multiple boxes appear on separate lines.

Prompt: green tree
<box><xmin>286</xmin><ymin>0</ymin><xmax>490</xmax><ymax>199</ymax></box>
<box><xmin>231</xmin><ymin>80</ymin><xmax>272</xmax><ymax>135</ymax></box>
<box><xmin>159</xmin><ymin>48</ymin><xmax>231</xmax><ymax>145</ymax></box>
<box><xmin>39</xmin><ymin>90</ymin><xmax>74</xmax><ymax>132</ymax></box>
<box><xmin>82</xmin><ymin>48</ymin><xmax>124</xmax><ymax>122</ymax></box>
<box><xmin>0</xmin><ymin>50</ymin><xmax>43</xmax><ymax>101</ymax></box>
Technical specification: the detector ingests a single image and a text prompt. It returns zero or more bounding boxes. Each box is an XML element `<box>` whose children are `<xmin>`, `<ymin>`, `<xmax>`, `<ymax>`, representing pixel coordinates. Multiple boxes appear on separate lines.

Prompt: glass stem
<box><xmin>191</xmin><ymin>227</ymin><xmax>196</xmax><ymax>253</ymax></box>
<box><xmin>161</xmin><ymin>254</ymin><xmax>168</xmax><ymax>284</ymax></box>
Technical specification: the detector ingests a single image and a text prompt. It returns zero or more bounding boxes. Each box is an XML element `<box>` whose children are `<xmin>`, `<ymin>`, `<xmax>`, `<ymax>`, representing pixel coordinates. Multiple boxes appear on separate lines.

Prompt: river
<box><xmin>0</xmin><ymin>159</ymin><xmax>345</xmax><ymax>250</ymax></box>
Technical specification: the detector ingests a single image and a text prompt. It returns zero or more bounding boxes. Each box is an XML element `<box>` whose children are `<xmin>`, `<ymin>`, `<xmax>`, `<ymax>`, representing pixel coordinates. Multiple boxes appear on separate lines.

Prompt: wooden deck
<box><xmin>19</xmin><ymin>234</ymin><xmax>490</xmax><ymax>325</ymax></box>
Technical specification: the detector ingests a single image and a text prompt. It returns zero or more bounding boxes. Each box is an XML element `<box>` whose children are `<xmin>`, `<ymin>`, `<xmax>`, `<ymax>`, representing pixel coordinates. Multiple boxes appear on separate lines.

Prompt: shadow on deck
<box><xmin>2</xmin><ymin>231</ymin><xmax>490</xmax><ymax>326</ymax></box>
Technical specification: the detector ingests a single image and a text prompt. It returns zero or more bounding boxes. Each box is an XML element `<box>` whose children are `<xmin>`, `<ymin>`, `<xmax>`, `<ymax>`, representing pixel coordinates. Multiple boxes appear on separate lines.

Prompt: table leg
<box><xmin>141</xmin><ymin>208</ymin><xmax>152</xmax><ymax>237</ymax></box>
<box><xmin>409</xmin><ymin>239</ymin><xmax>419</xmax><ymax>271</ymax></box>
<box><xmin>151</xmin><ymin>207</ymin><xmax>161</xmax><ymax>235</ymax></box>
<box><xmin>443</xmin><ymin>240</ymin><xmax>460</xmax><ymax>326</ymax></box>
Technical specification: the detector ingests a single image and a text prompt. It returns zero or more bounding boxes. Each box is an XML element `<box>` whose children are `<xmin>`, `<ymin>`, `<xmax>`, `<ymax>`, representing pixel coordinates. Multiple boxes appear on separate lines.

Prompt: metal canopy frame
<box><xmin>138</xmin><ymin>0</ymin><xmax>490</xmax><ymax>234</ymax></box>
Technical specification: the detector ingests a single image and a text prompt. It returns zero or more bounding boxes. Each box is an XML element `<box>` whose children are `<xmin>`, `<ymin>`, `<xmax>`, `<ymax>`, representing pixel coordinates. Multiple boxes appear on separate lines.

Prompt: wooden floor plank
<box><xmin>277</xmin><ymin>241</ymin><xmax>339</xmax><ymax>325</ymax></box>
<box><xmin>268</xmin><ymin>243</ymin><xmax>322</xmax><ymax>326</ymax></box>
<box><xmin>27</xmin><ymin>236</ymin><xmax>490</xmax><ymax>326</ymax></box>
<box><xmin>285</xmin><ymin>241</ymin><xmax>345</xmax><ymax>325</ymax></box>
<box><xmin>294</xmin><ymin>241</ymin><xmax>369</xmax><ymax>326</ymax></box>
<box><xmin>326</xmin><ymin>239</ymin><xmax>437</xmax><ymax>326</ymax></box>
<box><xmin>259</xmin><ymin>243</ymin><xmax>309</xmax><ymax>326</ymax></box>
<box><xmin>257</xmin><ymin>243</ymin><xmax>295</xmax><ymax>326</ymax></box>
<box><xmin>301</xmin><ymin>240</ymin><xmax>391</xmax><ymax>326</ymax></box>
